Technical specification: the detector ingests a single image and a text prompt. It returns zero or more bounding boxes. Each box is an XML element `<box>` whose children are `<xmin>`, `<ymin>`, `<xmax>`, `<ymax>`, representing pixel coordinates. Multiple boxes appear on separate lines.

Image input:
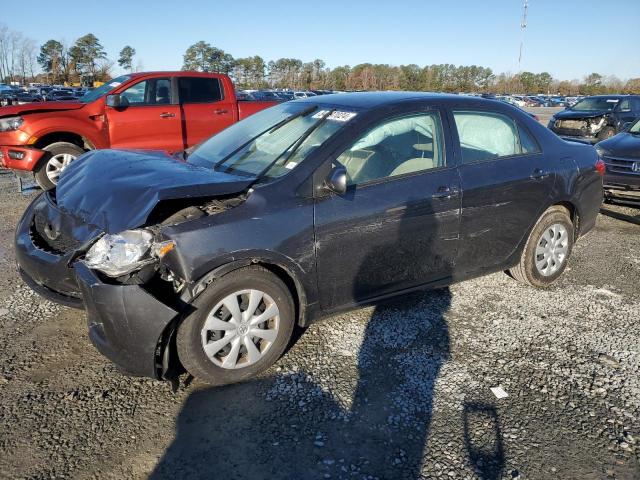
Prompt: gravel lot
<box><xmin>0</xmin><ymin>161</ymin><xmax>639</xmax><ymax>479</ymax></box>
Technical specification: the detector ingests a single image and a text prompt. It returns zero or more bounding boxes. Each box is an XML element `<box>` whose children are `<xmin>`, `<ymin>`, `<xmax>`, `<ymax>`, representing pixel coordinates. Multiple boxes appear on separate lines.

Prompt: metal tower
<box><xmin>518</xmin><ymin>0</ymin><xmax>529</xmax><ymax>72</ymax></box>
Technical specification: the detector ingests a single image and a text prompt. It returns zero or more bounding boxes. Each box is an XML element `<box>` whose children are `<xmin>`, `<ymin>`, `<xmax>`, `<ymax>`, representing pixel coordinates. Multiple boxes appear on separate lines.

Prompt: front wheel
<box><xmin>508</xmin><ymin>206</ymin><xmax>574</xmax><ymax>288</ymax></box>
<box><xmin>176</xmin><ymin>266</ymin><xmax>295</xmax><ymax>386</ymax></box>
<box><xmin>34</xmin><ymin>142</ymin><xmax>85</xmax><ymax>190</ymax></box>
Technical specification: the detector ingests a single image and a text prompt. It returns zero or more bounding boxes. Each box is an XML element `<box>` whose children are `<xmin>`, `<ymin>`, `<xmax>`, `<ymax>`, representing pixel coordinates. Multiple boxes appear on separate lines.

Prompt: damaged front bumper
<box><xmin>15</xmin><ymin>194</ymin><xmax>183</xmax><ymax>379</ymax></box>
<box><xmin>75</xmin><ymin>263</ymin><xmax>179</xmax><ymax>378</ymax></box>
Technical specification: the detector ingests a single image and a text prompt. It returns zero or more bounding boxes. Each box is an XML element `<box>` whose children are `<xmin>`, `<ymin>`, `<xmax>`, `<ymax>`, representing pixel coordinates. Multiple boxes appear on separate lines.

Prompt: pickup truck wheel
<box><xmin>34</xmin><ymin>142</ymin><xmax>85</xmax><ymax>190</ymax></box>
<box><xmin>508</xmin><ymin>206</ymin><xmax>574</xmax><ymax>288</ymax></box>
<box><xmin>176</xmin><ymin>266</ymin><xmax>295</xmax><ymax>386</ymax></box>
<box><xmin>597</xmin><ymin>127</ymin><xmax>616</xmax><ymax>141</ymax></box>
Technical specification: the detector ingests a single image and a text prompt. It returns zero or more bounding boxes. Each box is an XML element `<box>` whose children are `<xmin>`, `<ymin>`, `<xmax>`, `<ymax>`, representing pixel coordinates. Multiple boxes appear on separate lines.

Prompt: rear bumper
<box><xmin>76</xmin><ymin>263</ymin><xmax>178</xmax><ymax>379</ymax></box>
<box><xmin>0</xmin><ymin>145</ymin><xmax>47</xmax><ymax>171</ymax></box>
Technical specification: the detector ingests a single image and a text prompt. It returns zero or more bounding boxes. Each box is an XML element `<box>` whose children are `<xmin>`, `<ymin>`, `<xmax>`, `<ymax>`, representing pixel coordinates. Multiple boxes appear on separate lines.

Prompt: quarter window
<box><xmin>178</xmin><ymin>77</ymin><xmax>223</xmax><ymax>103</ymax></box>
<box><xmin>453</xmin><ymin>111</ymin><xmax>538</xmax><ymax>163</ymax></box>
<box><xmin>337</xmin><ymin>112</ymin><xmax>445</xmax><ymax>186</ymax></box>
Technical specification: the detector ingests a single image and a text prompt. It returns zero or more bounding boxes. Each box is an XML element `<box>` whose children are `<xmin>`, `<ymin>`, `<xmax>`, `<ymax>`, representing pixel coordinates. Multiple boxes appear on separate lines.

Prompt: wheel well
<box><xmin>550</xmin><ymin>201</ymin><xmax>580</xmax><ymax>236</ymax></box>
<box><xmin>33</xmin><ymin>132</ymin><xmax>93</xmax><ymax>151</ymax></box>
<box><xmin>254</xmin><ymin>262</ymin><xmax>306</xmax><ymax>327</ymax></box>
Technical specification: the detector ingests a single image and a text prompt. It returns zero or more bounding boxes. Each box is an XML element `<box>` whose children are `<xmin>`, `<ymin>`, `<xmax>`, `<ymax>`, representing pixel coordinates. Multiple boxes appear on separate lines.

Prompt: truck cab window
<box><xmin>179</xmin><ymin>77</ymin><xmax>223</xmax><ymax>104</ymax></box>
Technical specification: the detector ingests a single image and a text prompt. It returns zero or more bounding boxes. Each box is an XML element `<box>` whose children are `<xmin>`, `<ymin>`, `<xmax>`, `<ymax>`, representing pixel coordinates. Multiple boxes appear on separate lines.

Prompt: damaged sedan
<box><xmin>548</xmin><ymin>95</ymin><xmax>640</xmax><ymax>144</ymax></box>
<box><xmin>15</xmin><ymin>93</ymin><xmax>604</xmax><ymax>386</ymax></box>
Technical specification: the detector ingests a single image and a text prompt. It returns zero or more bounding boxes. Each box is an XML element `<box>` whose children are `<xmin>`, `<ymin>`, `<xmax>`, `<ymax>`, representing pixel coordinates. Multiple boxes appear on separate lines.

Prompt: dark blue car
<box><xmin>597</xmin><ymin>118</ymin><xmax>640</xmax><ymax>204</ymax></box>
<box><xmin>549</xmin><ymin>95</ymin><xmax>640</xmax><ymax>144</ymax></box>
<box><xmin>15</xmin><ymin>93</ymin><xmax>604</xmax><ymax>386</ymax></box>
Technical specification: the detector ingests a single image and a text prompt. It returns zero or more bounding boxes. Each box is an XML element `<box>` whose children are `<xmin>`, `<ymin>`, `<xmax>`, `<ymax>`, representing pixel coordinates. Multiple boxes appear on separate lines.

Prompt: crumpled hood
<box><xmin>554</xmin><ymin>109</ymin><xmax>609</xmax><ymax>120</ymax></box>
<box><xmin>598</xmin><ymin>132</ymin><xmax>640</xmax><ymax>159</ymax></box>
<box><xmin>0</xmin><ymin>101</ymin><xmax>85</xmax><ymax>117</ymax></box>
<box><xmin>56</xmin><ymin>149</ymin><xmax>254</xmax><ymax>233</ymax></box>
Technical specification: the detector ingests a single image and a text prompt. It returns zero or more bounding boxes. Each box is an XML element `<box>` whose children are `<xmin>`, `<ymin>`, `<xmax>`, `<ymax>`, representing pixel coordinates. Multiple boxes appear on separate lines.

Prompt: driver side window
<box><xmin>336</xmin><ymin>112</ymin><xmax>445</xmax><ymax>186</ymax></box>
<box><xmin>121</xmin><ymin>78</ymin><xmax>172</xmax><ymax>106</ymax></box>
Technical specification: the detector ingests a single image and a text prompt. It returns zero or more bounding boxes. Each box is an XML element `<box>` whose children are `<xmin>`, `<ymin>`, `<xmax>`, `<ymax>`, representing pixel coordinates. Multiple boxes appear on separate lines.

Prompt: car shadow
<box><xmin>150</xmin><ymin>288</ymin><xmax>452</xmax><ymax>480</ymax></box>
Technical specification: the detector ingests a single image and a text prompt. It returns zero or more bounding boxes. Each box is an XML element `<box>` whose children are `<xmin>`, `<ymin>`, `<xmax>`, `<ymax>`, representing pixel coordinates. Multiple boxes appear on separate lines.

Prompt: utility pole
<box><xmin>518</xmin><ymin>0</ymin><xmax>529</xmax><ymax>72</ymax></box>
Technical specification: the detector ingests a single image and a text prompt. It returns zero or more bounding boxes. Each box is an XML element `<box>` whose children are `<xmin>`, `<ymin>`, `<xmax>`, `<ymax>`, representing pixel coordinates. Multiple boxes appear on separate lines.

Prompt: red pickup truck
<box><xmin>0</xmin><ymin>72</ymin><xmax>277</xmax><ymax>189</ymax></box>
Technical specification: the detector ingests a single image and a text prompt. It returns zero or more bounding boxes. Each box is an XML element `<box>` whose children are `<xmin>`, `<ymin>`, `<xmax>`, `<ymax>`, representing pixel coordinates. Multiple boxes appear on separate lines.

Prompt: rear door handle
<box><xmin>159</xmin><ymin>112</ymin><xmax>175</xmax><ymax>118</ymax></box>
<box><xmin>530</xmin><ymin>168</ymin><xmax>550</xmax><ymax>180</ymax></box>
<box><xmin>432</xmin><ymin>186</ymin><xmax>459</xmax><ymax>200</ymax></box>
<box><xmin>214</xmin><ymin>109</ymin><xmax>229</xmax><ymax>115</ymax></box>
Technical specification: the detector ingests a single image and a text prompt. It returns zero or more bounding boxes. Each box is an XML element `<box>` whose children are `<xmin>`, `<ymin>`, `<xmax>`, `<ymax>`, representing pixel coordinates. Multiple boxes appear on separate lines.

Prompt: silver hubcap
<box><xmin>535</xmin><ymin>223</ymin><xmax>569</xmax><ymax>276</ymax></box>
<box><xmin>201</xmin><ymin>289</ymin><xmax>280</xmax><ymax>370</ymax></box>
<box><xmin>45</xmin><ymin>153</ymin><xmax>76</xmax><ymax>184</ymax></box>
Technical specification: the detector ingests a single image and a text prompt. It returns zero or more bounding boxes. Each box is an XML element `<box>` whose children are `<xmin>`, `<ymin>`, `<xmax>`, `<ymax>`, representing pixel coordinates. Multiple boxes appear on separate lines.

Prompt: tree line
<box><xmin>1</xmin><ymin>24</ymin><xmax>638</xmax><ymax>95</ymax></box>
<box><xmin>184</xmin><ymin>41</ymin><xmax>640</xmax><ymax>95</ymax></box>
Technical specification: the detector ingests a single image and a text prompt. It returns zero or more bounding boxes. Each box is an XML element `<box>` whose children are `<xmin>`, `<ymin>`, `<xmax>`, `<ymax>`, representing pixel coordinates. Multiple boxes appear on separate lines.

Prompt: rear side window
<box><xmin>179</xmin><ymin>77</ymin><xmax>223</xmax><ymax>103</ymax></box>
<box><xmin>453</xmin><ymin>111</ymin><xmax>539</xmax><ymax>163</ymax></box>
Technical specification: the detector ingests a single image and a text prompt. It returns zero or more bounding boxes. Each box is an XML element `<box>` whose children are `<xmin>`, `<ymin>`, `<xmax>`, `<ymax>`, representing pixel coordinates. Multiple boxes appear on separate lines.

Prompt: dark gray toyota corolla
<box><xmin>15</xmin><ymin>93</ymin><xmax>604</xmax><ymax>386</ymax></box>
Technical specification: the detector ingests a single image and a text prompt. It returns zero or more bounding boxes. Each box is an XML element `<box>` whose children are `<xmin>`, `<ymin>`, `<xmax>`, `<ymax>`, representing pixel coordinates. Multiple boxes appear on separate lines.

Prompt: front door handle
<box><xmin>530</xmin><ymin>168</ymin><xmax>550</xmax><ymax>180</ymax></box>
<box><xmin>159</xmin><ymin>112</ymin><xmax>175</xmax><ymax>118</ymax></box>
<box><xmin>214</xmin><ymin>109</ymin><xmax>229</xmax><ymax>115</ymax></box>
<box><xmin>432</xmin><ymin>186</ymin><xmax>459</xmax><ymax>200</ymax></box>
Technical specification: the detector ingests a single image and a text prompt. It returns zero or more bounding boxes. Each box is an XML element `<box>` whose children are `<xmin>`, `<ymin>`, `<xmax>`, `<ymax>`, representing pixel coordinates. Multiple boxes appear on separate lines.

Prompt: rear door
<box><xmin>314</xmin><ymin>108</ymin><xmax>461</xmax><ymax>310</ymax></box>
<box><xmin>178</xmin><ymin>76</ymin><xmax>236</xmax><ymax>146</ymax></box>
<box><xmin>451</xmin><ymin>109</ymin><xmax>559</xmax><ymax>274</ymax></box>
<box><xmin>106</xmin><ymin>77</ymin><xmax>183</xmax><ymax>151</ymax></box>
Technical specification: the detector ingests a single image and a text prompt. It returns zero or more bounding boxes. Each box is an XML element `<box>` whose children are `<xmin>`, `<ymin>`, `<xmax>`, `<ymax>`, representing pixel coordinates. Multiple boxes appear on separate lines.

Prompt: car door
<box><xmin>314</xmin><ymin>108</ymin><xmax>461</xmax><ymax>311</ymax></box>
<box><xmin>178</xmin><ymin>76</ymin><xmax>236</xmax><ymax>146</ymax></box>
<box><xmin>451</xmin><ymin>109</ymin><xmax>559</xmax><ymax>274</ymax></box>
<box><xmin>106</xmin><ymin>77</ymin><xmax>183</xmax><ymax>151</ymax></box>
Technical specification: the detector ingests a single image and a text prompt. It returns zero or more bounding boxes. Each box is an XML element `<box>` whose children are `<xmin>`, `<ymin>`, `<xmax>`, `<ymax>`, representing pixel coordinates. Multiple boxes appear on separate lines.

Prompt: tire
<box><xmin>177</xmin><ymin>266</ymin><xmax>295</xmax><ymax>386</ymax></box>
<box><xmin>34</xmin><ymin>142</ymin><xmax>85</xmax><ymax>190</ymax></box>
<box><xmin>596</xmin><ymin>126</ymin><xmax>616</xmax><ymax>142</ymax></box>
<box><xmin>508</xmin><ymin>206</ymin><xmax>574</xmax><ymax>288</ymax></box>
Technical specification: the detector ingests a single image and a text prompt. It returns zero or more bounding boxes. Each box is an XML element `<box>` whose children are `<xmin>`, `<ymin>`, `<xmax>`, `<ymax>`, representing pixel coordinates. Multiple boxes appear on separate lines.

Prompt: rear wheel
<box><xmin>34</xmin><ymin>142</ymin><xmax>85</xmax><ymax>190</ymax></box>
<box><xmin>508</xmin><ymin>206</ymin><xmax>574</xmax><ymax>288</ymax></box>
<box><xmin>176</xmin><ymin>266</ymin><xmax>295</xmax><ymax>386</ymax></box>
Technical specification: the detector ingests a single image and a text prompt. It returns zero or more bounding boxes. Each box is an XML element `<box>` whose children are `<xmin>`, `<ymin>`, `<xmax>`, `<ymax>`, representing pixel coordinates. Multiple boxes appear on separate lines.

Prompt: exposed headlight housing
<box><xmin>589</xmin><ymin>117</ymin><xmax>606</xmax><ymax>133</ymax></box>
<box><xmin>0</xmin><ymin>116</ymin><xmax>23</xmax><ymax>132</ymax></box>
<box><xmin>83</xmin><ymin>229</ymin><xmax>175</xmax><ymax>277</ymax></box>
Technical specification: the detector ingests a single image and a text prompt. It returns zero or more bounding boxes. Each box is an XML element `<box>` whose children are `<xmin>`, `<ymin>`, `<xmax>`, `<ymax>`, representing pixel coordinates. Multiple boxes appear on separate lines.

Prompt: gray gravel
<box><xmin>0</xmin><ymin>173</ymin><xmax>638</xmax><ymax>479</ymax></box>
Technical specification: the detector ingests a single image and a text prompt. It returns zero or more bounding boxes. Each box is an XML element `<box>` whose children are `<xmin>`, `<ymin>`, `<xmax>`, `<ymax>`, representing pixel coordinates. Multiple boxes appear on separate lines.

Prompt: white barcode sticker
<box><xmin>312</xmin><ymin>110</ymin><xmax>357</xmax><ymax>122</ymax></box>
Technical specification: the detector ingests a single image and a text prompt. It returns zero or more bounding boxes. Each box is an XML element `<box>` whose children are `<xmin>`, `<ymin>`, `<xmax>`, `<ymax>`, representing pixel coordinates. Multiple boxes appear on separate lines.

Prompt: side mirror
<box><xmin>105</xmin><ymin>94</ymin><xmax>128</xmax><ymax>108</ymax></box>
<box><xmin>325</xmin><ymin>165</ymin><xmax>347</xmax><ymax>195</ymax></box>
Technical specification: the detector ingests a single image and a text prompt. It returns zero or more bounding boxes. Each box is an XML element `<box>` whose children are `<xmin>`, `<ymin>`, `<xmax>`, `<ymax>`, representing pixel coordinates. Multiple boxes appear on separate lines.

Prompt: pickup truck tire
<box><xmin>596</xmin><ymin>127</ymin><xmax>616</xmax><ymax>142</ymax></box>
<box><xmin>176</xmin><ymin>266</ymin><xmax>295</xmax><ymax>386</ymax></box>
<box><xmin>35</xmin><ymin>142</ymin><xmax>85</xmax><ymax>190</ymax></box>
<box><xmin>508</xmin><ymin>206</ymin><xmax>574</xmax><ymax>288</ymax></box>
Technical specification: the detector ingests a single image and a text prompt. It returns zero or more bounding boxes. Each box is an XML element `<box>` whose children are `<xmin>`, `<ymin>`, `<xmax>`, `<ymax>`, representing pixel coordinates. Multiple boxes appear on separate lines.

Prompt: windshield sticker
<box><xmin>606</xmin><ymin>99</ymin><xmax>619</xmax><ymax>103</ymax></box>
<box><xmin>312</xmin><ymin>110</ymin><xmax>357</xmax><ymax>122</ymax></box>
<box><xmin>284</xmin><ymin>161</ymin><xmax>298</xmax><ymax>170</ymax></box>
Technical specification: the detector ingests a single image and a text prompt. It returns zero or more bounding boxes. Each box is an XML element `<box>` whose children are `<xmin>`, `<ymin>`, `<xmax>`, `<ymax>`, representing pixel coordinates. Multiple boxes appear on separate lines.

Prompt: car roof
<box><xmin>295</xmin><ymin>91</ymin><xmax>496</xmax><ymax>109</ymax></box>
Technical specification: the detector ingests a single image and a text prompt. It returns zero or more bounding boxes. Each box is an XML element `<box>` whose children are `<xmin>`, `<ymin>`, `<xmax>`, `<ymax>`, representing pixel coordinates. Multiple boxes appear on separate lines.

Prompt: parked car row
<box><xmin>0</xmin><ymin>83</ymin><xmax>93</xmax><ymax>106</ymax></box>
<box><xmin>237</xmin><ymin>89</ymin><xmax>340</xmax><ymax>102</ymax></box>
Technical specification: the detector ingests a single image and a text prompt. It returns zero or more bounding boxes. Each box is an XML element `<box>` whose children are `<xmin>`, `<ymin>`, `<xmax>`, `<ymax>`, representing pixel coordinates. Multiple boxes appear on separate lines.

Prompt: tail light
<box><xmin>595</xmin><ymin>158</ymin><xmax>606</xmax><ymax>176</ymax></box>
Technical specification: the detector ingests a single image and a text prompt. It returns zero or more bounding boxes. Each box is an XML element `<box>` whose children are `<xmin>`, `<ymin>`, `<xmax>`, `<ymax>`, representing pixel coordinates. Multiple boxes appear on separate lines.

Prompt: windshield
<box><xmin>570</xmin><ymin>97</ymin><xmax>619</xmax><ymax>112</ymax></box>
<box><xmin>629</xmin><ymin>119</ymin><xmax>640</xmax><ymax>134</ymax></box>
<box><xmin>189</xmin><ymin>102</ymin><xmax>355</xmax><ymax>180</ymax></box>
<box><xmin>78</xmin><ymin>75</ymin><xmax>131</xmax><ymax>103</ymax></box>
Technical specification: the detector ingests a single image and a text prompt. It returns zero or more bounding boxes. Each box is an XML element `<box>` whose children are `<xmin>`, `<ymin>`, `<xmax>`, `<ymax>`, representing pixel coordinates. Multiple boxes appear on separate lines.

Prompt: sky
<box><xmin>3</xmin><ymin>0</ymin><xmax>639</xmax><ymax>81</ymax></box>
